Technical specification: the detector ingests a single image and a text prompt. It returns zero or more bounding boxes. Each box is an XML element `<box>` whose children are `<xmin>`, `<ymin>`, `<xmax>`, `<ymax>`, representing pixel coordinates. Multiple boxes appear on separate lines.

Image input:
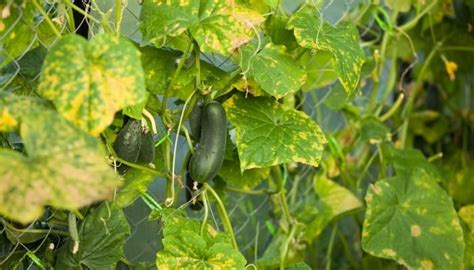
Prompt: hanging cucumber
<box><xmin>113</xmin><ymin>118</ymin><xmax>142</xmax><ymax>173</ymax></box>
<box><xmin>137</xmin><ymin>128</ymin><xmax>155</xmax><ymax>164</ymax></box>
<box><xmin>189</xmin><ymin>101</ymin><xmax>227</xmax><ymax>183</ymax></box>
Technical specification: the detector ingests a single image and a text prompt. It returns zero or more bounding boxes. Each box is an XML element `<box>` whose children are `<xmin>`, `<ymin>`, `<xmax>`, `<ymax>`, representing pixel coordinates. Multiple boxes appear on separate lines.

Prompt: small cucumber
<box><xmin>137</xmin><ymin>128</ymin><xmax>155</xmax><ymax>164</ymax></box>
<box><xmin>113</xmin><ymin>119</ymin><xmax>142</xmax><ymax>173</ymax></box>
<box><xmin>189</xmin><ymin>101</ymin><xmax>227</xmax><ymax>183</ymax></box>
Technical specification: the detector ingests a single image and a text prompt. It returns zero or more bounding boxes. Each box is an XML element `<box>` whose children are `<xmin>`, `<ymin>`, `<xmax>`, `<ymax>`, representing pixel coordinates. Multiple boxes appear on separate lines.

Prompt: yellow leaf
<box><xmin>0</xmin><ymin>108</ymin><xmax>17</xmax><ymax>131</ymax></box>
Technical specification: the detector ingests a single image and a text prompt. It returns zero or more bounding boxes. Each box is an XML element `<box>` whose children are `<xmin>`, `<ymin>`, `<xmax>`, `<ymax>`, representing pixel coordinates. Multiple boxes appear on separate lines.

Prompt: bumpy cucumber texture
<box><xmin>113</xmin><ymin>119</ymin><xmax>142</xmax><ymax>164</ymax></box>
<box><xmin>137</xmin><ymin>128</ymin><xmax>155</xmax><ymax>164</ymax></box>
<box><xmin>188</xmin><ymin>101</ymin><xmax>227</xmax><ymax>183</ymax></box>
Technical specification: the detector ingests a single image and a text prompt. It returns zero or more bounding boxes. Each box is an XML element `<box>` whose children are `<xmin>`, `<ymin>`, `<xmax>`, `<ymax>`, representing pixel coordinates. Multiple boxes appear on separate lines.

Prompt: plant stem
<box><xmin>31</xmin><ymin>0</ymin><xmax>61</xmax><ymax>38</ymax></box>
<box><xmin>325</xmin><ymin>225</ymin><xmax>337</xmax><ymax>270</ymax></box>
<box><xmin>379</xmin><ymin>93</ymin><xmax>405</xmax><ymax>122</ymax></box>
<box><xmin>200</xmin><ymin>190</ymin><xmax>209</xmax><ymax>237</ymax></box>
<box><xmin>205</xmin><ymin>184</ymin><xmax>238</xmax><ymax>250</ymax></box>
<box><xmin>279</xmin><ymin>224</ymin><xmax>297</xmax><ymax>270</ymax></box>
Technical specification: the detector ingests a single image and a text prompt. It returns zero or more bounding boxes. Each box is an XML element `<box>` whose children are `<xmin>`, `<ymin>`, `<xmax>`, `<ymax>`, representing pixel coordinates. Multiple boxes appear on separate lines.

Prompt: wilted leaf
<box><xmin>362</xmin><ymin>169</ymin><xmax>465</xmax><ymax>270</ymax></box>
<box><xmin>287</xmin><ymin>8</ymin><xmax>366</xmax><ymax>94</ymax></box>
<box><xmin>223</xmin><ymin>94</ymin><xmax>326</xmax><ymax>170</ymax></box>
<box><xmin>56</xmin><ymin>203</ymin><xmax>130</xmax><ymax>269</ymax></box>
<box><xmin>38</xmin><ymin>34</ymin><xmax>147</xmax><ymax>136</ymax></box>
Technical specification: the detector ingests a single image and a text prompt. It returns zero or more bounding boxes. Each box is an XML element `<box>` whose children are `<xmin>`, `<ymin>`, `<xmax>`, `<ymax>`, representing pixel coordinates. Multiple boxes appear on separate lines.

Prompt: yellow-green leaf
<box><xmin>223</xmin><ymin>94</ymin><xmax>326</xmax><ymax>170</ymax></box>
<box><xmin>38</xmin><ymin>34</ymin><xmax>147</xmax><ymax>136</ymax></box>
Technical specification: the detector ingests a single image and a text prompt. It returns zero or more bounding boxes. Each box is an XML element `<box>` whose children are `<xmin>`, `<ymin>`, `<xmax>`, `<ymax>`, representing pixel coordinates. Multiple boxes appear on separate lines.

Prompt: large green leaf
<box><xmin>296</xmin><ymin>175</ymin><xmax>362</xmax><ymax>242</ymax></box>
<box><xmin>223</xmin><ymin>94</ymin><xmax>326</xmax><ymax>170</ymax></box>
<box><xmin>56</xmin><ymin>203</ymin><xmax>130</xmax><ymax>269</ymax></box>
<box><xmin>287</xmin><ymin>8</ymin><xmax>366</xmax><ymax>94</ymax></box>
<box><xmin>362</xmin><ymin>169</ymin><xmax>465</xmax><ymax>270</ymax></box>
<box><xmin>116</xmin><ymin>168</ymin><xmax>156</xmax><ymax>208</ymax></box>
<box><xmin>0</xmin><ymin>96</ymin><xmax>121</xmax><ymax>224</ymax></box>
<box><xmin>156</xmin><ymin>211</ymin><xmax>246</xmax><ymax>269</ymax></box>
<box><xmin>238</xmin><ymin>43</ymin><xmax>306</xmax><ymax>98</ymax></box>
<box><xmin>139</xmin><ymin>0</ymin><xmax>263</xmax><ymax>55</ymax></box>
<box><xmin>460</xmin><ymin>205</ymin><xmax>474</xmax><ymax>268</ymax></box>
<box><xmin>38</xmin><ymin>34</ymin><xmax>147</xmax><ymax>136</ymax></box>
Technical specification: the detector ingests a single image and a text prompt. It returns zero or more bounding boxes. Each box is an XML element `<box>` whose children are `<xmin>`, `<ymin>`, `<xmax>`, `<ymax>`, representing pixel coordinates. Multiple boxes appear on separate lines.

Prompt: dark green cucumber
<box><xmin>137</xmin><ymin>128</ymin><xmax>155</xmax><ymax>164</ymax></box>
<box><xmin>113</xmin><ymin>119</ymin><xmax>142</xmax><ymax>164</ymax></box>
<box><xmin>189</xmin><ymin>104</ymin><xmax>202</xmax><ymax>141</ymax></box>
<box><xmin>189</xmin><ymin>101</ymin><xmax>227</xmax><ymax>183</ymax></box>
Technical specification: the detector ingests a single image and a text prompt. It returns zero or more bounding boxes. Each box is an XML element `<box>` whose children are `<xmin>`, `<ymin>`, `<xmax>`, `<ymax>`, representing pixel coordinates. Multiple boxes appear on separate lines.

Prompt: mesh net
<box><xmin>0</xmin><ymin>0</ymin><xmax>398</xmax><ymax>268</ymax></box>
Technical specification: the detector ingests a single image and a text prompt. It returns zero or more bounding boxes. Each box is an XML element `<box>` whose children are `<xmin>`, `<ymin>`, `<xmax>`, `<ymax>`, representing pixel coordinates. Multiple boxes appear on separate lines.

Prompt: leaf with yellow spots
<box><xmin>223</xmin><ymin>94</ymin><xmax>326</xmax><ymax>171</ymax></box>
<box><xmin>139</xmin><ymin>0</ymin><xmax>263</xmax><ymax>55</ymax></box>
<box><xmin>55</xmin><ymin>202</ymin><xmax>130</xmax><ymax>269</ymax></box>
<box><xmin>38</xmin><ymin>34</ymin><xmax>147</xmax><ymax>136</ymax></box>
<box><xmin>238</xmin><ymin>42</ymin><xmax>307</xmax><ymax>98</ymax></box>
<box><xmin>362</xmin><ymin>169</ymin><xmax>465</xmax><ymax>270</ymax></box>
<box><xmin>459</xmin><ymin>205</ymin><xmax>474</xmax><ymax>268</ymax></box>
<box><xmin>287</xmin><ymin>7</ymin><xmax>366</xmax><ymax>95</ymax></box>
<box><xmin>0</xmin><ymin>101</ymin><xmax>121</xmax><ymax>224</ymax></box>
<box><xmin>0</xmin><ymin>108</ymin><xmax>17</xmax><ymax>132</ymax></box>
<box><xmin>156</xmin><ymin>210</ymin><xmax>246</xmax><ymax>269</ymax></box>
<box><xmin>295</xmin><ymin>175</ymin><xmax>362</xmax><ymax>242</ymax></box>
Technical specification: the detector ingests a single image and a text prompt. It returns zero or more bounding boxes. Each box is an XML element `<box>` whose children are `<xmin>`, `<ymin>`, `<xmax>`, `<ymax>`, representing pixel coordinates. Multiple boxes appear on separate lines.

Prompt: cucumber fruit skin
<box><xmin>189</xmin><ymin>101</ymin><xmax>227</xmax><ymax>183</ymax></box>
<box><xmin>113</xmin><ymin>119</ymin><xmax>142</xmax><ymax>164</ymax></box>
<box><xmin>137</xmin><ymin>129</ymin><xmax>155</xmax><ymax>164</ymax></box>
<box><xmin>189</xmin><ymin>104</ymin><xmax>202</xmax><ymax>141</ymax></box>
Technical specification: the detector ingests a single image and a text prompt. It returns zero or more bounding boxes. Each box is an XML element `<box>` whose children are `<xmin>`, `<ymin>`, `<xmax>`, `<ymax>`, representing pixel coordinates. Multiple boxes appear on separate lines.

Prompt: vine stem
<box><xmin>64</xmin><ymin>1</ymin><xmax>101</xmax><ymax>25</ymax></box>
<box><xmin>205</xmin><ymin>184</ymin><xmax>238</xmax><ymax>250</ymax></box>
<box><xmin>31</xmin><ymin>0</ymin><xmax>61</xmax><ymax>38</ymax></box>
<box><xmin>379</xmin><ymin>93</ymin><xmax>405</xmax><ymax>122</ymax></box>
<box><xmin>200</xmin><ymin>190</ymin><xmax>209</xmax><ymax>237</ymax></box>
<box><xmin>325</xmin><ymin>225</ymin><xmax>337</xmax><ymax>270</ymax></box>
<box><xmin>279</xmin><ymin>224</ymin><xmax>297</xmax><ymax>270</ymax></box>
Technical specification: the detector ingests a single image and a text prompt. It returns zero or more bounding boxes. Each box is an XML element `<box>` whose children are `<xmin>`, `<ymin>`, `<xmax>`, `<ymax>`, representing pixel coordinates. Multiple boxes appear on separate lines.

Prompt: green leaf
<box><xmin>459</xmin><ymin>205</ymin><xmax>474</xmax><ymax>268</ymax></box>
<box><xmin>0</xmin><ymin>96</ymin><xmax>121</xmax><ymax>224</ymax></box>
<box><xmin>56</xmin><ymin>203</ymin><xmax>130</xmax><ymax>270</ymax></box>
<box><xmin>140</xmin><ymin>46</ymin><xmax>179</xmax><ymax>94</ymax></box>
<box><xmin>359</xmin><ymin>117</ymin><xmax>391</xmax><ymax>143</ymax></box>
<box><xmin>139</xmin><ymin>0</ymin><xmax>263</xmax><ymax>55</ymax></box>
<box><xmin>362</xmin><ymin>169</ymin><xmax>465</xmax><ymax>270</ymax></box>
<box><xmin>286</xmin><ymin>262</ymin><xmax>312</xmax><ymax>270</ymax></box>
<box><xmin>223</xmin><ymin>94</ymin><xmax>326</xmax><ymax>170</ymax></box>
<box><xmin>299</xmin><ymin>50</ymin><xmax>338</xmax><ymax>91</ymax></box>
<box><xmin>238</xmin><ymin>43</ymin><xmax>306</xmax><ymax>98</ymax></box>
<box><xmin>116</xmin><ymin>168</ymin><xmax>156</xmax><ymax>208</ymax></box>
<box><xmin>156</xmin><ymin>211</ymin><xmax>246</xmax><ymax>269</ymax></box>
<box><xmin>38</xmin><ymin>34</ymin><xmax>147</xmax><ymax>136</ymax></box>
<box><xmin>287</xmin><ymin>8</ymin><xmax>366</xmax><ymax>94</ymax></box>
<box><xmin>218</xmin><ymin>159</ymin><xmax>270</xmax><ymax>190</ymax></box>
<box><xmin>383</xmin><ymin>145</ymin><xmax>440</xmax><ymax>180</ymax></box>
<box><xmin>296</xmin><ymin>175</ymin><xmax>362</xmax><ymax>242</ymax></box>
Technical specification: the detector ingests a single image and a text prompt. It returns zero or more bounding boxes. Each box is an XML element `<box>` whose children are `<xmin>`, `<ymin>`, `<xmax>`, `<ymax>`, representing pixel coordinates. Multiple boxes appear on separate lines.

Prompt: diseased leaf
<box><xmin>223</xmin><ymin>94</ymin><xmax>326</xmax><ymax>170</ymax></box>
<box><xmin>140</xmin><ymin>46</ymin><xmax>179</xmax><ymax>94</ymax></box>
<box><xmin>362</xmin><ymin>169</ymin><xmax>465</xmax><ymax>270</ymax></box>
<box><xmin>56</xmin><ymin>203</ymin><xmax>130</xmax><ymax>270</ymax></box>
<box><xmin>139</xmin><ymin>0</ymin><xmax>263</xmax><ymax>55</ymax></box>
<box><xmin>383</xmin><ymin>145</ymin><xmax>441</xmax><ymax>180</ymax></box>
<box><xmin>38</xmin><ymin>34</ymin><xmax>147</xmax><ymax>136</ymax></box>
<box><xmin>299</xmin><ymin>50</ymin><xmax>338</xmax><ymax>91</ymax></box>
<box><xmin>0</xmin><ymin>96</ymin><xmax>121</xmax><ymax>224</ymax></box>
<box><xmin>459</xmin><ymin>205</ymin><xmax>474</xmax><ymax>268</ymax></box>
<box><xmin>156</xmin><ymin>211</ymin><xmax>246</xmax><ymax>269</ymax></box>
<box><xmin>359</xmin><ymin>117</ymin><xmax>391</xmax><ymax>143</ymax></box>
<box><xmin>287</xmin><ymin>8</ymin><xmax>366</xmax><ymax>94</ymax></box>
<box><xmin>219</xmin><ymin>158</ymin><xmax>270</xmax><ymax>190</ymax></box>
<box><xmin>238</xmin><ymin>43</ymin><xmax>306</xmax><ymax>98</ymax></box>
<box><xmin>296</xmin><ymin>175</ymin><xmax>362</xmax><ymax>242</ymax></box>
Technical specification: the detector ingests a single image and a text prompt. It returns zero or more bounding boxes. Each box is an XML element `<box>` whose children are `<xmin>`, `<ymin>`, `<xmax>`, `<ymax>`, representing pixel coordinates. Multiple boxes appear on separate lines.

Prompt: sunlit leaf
<box><xmin>38</xmin><ymin>34</ymin><xmax>147</xmax><ymax>136</ymax></box>
<box><xmin>287</xmin><ymin>7</ymin><xmax>366</xmax><ymax>94</ymax></box>
<box><xmin>56</xmin><ymin>203</ymin><xmax>130</xmax><ymax>269</ymax></box>
<box><xmin>459</xmin><ymin>205</ymin><xmax>474</xmax><ymax>268</ymax></box>
<box><xmin>223</xmin><ymin>94</ymin><xmax>326</xmax><ymax>170</ymax></box>
<box><xmin>362</xmin><ymin>169</ymin><xmax>465</xmax><ymax>270</ymax></box>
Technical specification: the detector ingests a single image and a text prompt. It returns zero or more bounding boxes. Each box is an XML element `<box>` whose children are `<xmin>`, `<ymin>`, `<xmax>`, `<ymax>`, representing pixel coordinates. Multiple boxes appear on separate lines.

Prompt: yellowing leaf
<box><xmin>38</xmin><ymin>34</ymin><xmax>147</xmax><ymax>136</ymax></box>
<box><xmin>0</xmin><ymin>108</ymin><xmax>17</xmax><ymax>132</ymax></box>
<box><xmin>223</xmin><ymin>94</ymin><xmax>326</xmax><ymax>170</ymax></box>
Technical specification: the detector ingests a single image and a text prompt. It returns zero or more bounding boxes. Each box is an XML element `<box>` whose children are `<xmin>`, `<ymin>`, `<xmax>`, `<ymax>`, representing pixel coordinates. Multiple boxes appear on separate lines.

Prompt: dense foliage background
<box><xmin>0</xmin><ymin>0</ymin><xmax>473</xmax><ymax>269</ymax></box>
